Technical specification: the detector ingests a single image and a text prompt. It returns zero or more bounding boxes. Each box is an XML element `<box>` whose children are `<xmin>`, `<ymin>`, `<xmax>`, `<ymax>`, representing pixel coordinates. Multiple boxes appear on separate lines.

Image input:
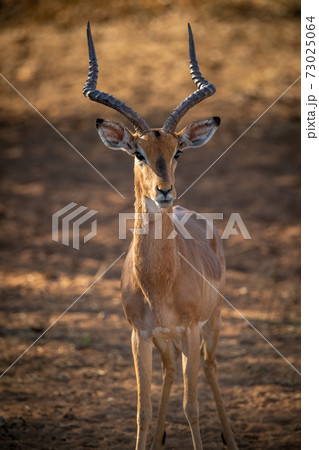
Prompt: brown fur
<box><xmin>118</xmin><ymin>128</ymin><xmax>238</xmax><ymax>450</ymax></box>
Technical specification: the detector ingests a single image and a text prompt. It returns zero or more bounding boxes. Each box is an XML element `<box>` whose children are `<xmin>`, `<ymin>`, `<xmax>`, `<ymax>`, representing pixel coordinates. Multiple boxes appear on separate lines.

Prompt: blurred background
<box><xmin>0</xmin><ymin>1</ymin><xmax>300</xmax><ymax>448</ymax></box>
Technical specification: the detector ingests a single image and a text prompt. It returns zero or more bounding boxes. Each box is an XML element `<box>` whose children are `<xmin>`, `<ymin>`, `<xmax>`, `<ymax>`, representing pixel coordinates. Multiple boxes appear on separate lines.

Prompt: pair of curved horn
<box><xmin>83</xmin><ymin>22</ymin><xmax>216</xmax><ymax>136</ymax></box>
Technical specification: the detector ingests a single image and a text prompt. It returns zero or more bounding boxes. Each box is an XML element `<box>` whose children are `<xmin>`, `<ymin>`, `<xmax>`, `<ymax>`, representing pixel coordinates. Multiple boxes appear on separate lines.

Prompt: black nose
<box><xmin>156</xmin><ymin>186</ymin><xmax>172</xmax><ymax>197</ymax></box>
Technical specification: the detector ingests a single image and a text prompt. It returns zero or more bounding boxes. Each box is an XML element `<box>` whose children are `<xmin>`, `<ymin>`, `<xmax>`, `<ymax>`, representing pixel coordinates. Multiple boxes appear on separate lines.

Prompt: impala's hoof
<box><xmin>162</xmin><ymin>430</ymin><xmax>166</xmax><ymax>445</ymax></box>
<box><xmin>221</xmin><ymin>426</ymin><xmax>237</xmax><ymax>449</ymax></box>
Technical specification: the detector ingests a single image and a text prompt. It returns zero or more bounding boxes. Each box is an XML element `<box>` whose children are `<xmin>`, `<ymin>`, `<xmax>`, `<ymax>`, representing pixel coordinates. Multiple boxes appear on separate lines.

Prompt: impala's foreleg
<box><xmin>132</xmin><ymin>329</ymin><xmax>153</xmax><ymax>450</ymax></box>
<box><xmin>182</xmin><ymin>325</ymin><xmax>203</xmax><ymax>450</ymax></box>
<box><xmin>201</xmin><ymin>311</ymin><xmax>238</xmax><ymax>450</ymax></box>
<box><xmin>151</xmin><ymin>338</ymin><xmax>179</xmax><ymax>450</ymax></box>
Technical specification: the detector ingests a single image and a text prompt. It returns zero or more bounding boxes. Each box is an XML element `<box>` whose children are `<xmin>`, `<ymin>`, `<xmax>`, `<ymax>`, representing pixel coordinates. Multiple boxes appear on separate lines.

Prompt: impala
<box><xmin>83</xmin><ymin>22</ymin><xmax>238</xmax><ymax>450</ymax></box>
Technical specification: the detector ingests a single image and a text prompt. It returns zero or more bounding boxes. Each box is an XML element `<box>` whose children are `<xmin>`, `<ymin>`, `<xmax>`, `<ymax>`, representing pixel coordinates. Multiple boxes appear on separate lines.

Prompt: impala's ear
<box><xmin>177</xmin><ymin>117</ymin><xmax>220</xmax><ymax>150</ymax></box>
<box><xmin>96</xmin><ymin>119</ymin><xmax>136</xmax><ymax>153</ymax></box>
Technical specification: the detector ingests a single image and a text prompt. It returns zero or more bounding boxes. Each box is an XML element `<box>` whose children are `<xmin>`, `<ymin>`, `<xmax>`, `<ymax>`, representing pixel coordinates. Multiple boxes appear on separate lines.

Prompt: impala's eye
<box><xmin>134</xmin><ymin>151</ymin><xmax>145</xmax><ymax>162</ymax></box>
<box><xmin>174</xmin><ymin>150</ymin><xmax>182</xmax><ymax>160</ymax></box>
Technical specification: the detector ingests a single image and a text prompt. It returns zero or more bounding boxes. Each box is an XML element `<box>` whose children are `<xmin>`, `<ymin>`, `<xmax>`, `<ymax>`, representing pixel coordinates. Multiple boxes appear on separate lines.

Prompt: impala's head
<box><xmin>83</xmin><ymin>22</ymin><xmax>220</xmax><ymax>210</ymax></box>
<box><xmin>95</xmin><ymin>118</ymin><xmax>220</xmax><ymax>209</ymax></box>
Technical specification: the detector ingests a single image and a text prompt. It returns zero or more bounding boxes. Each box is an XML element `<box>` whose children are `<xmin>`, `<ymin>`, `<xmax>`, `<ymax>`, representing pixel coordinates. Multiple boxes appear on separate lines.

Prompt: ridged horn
<box><xmin>83</xmin><ymin>22</ymin><xmax>151</xmax><ymax>136</ymax></box>
<box><xmin>162</xmin><ymin>23</ymin><xmax>216</xmax><ymax>134</ymax></box>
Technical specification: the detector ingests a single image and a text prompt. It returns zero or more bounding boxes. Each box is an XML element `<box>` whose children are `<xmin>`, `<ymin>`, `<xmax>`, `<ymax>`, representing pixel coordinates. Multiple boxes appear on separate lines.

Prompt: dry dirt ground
<box><xmin>0</xmin><ymin>1</ymin><xmax>300</xmax><ymax>449</ymax></box>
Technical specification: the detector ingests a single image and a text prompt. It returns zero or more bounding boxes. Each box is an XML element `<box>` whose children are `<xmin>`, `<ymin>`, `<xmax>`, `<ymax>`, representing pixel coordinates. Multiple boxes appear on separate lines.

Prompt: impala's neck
<box><xmin>133</xmin><ymin>178</ymin><xmax>177</xmax><ymax>303</ymax></box>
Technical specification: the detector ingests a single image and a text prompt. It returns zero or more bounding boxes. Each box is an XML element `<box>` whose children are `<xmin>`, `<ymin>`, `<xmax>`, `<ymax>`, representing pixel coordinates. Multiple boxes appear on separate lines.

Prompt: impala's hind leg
<box><xmin>151</xmin><ymin>338</ymin><xmax>179</xmax><ymax>450</ymax></box>
<box><xmin>201</xmin><ymin>310</ymin><xmax>238</xmax><ymax>450</ymax></box>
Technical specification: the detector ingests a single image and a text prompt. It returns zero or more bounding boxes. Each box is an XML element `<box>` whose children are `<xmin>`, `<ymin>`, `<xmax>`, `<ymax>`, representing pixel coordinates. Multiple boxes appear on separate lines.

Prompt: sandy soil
<box><xmin>0</xmin><ymin>1</ymin><xmax>300</xmax><ymax>448</ymax></box>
